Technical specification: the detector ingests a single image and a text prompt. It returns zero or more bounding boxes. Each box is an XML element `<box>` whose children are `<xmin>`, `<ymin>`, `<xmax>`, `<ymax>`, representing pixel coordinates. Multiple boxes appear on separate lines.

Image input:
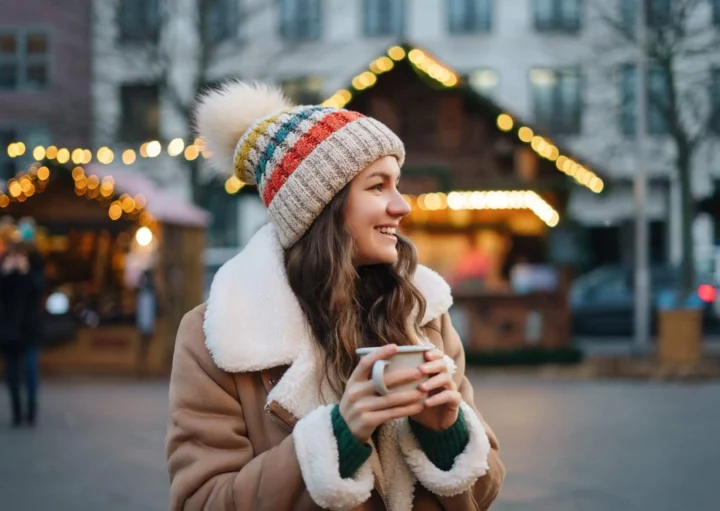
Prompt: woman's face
<box><xmin>345</xmin><ymin>156</ymin><xmax>411</xmax><ymax>266</ymax></box>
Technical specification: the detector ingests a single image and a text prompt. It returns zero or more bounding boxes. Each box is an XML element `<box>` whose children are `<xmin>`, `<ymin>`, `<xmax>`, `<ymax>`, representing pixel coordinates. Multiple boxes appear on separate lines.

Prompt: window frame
<box><xmin>118</xmin><ymin>0</ymin><xmax>161</xmax><ymax>43</ymax></box>
<box><xmin>529</xmin><ymin>67</ymin><xmax>583</xmax><ymax>135</ymax></box>
<box><xmin>447</xmin><ymin>0</ymin><xmax>493</xmax><ymax>35</ymax></box>
<box><xmin>617</xmin><ymin>63</ymin><xmax>672</xmax><ymax>137</ymax></box>
<box><xmin>119</xmin><ymin>83</ymin><xmax>161</xmax><ymax>143</ymax></box>
<box><xmin>279</xmin><ymin>0</ymin><xmax>323</xmax><ymax>41</ymax></box>
<box><xmin>0</xmin><ymin>27</ymin><xmax>52</xmax><ymax>92</ymax></box>
<box><xmin>710</xmin><ymin>68</ymin><xmax>720</xmax><ymax>136</ymax></box>
<box><xmin>363</xmin><ymin>0</ymin><xmax>406</xmax><ymax>37</ymax></box>
<box><xmin>202</xmin><ymin>0</ymin><xmax>240</xmax><ymax>44</ymax></box>
<box><xmin>533</xmin><ymin>0</ymin><xmax>582</xmax><ymax>33</ymax></box>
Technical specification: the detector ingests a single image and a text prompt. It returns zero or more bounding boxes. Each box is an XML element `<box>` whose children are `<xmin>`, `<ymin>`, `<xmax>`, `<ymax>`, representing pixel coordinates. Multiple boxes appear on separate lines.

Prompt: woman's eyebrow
<box><xmin>365</xmin><ymin>171</ymin><xmax>401</xmax><ymax>181</ymax></box>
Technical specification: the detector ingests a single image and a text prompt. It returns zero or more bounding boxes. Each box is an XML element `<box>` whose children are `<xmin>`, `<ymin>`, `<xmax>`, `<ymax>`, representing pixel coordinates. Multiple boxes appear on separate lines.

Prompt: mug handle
<box><xmin>371</xmin><ymin>359</ymin><xmax>390</xmax><ymax>395</ymax></box>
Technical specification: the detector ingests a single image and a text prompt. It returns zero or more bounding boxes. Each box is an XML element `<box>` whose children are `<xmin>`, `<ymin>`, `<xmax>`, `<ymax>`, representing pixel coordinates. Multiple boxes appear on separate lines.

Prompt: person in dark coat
<box><xmin>0</xmin><ymin>218</ymin><xmax>45</xmax><ymax>427</ymax></box>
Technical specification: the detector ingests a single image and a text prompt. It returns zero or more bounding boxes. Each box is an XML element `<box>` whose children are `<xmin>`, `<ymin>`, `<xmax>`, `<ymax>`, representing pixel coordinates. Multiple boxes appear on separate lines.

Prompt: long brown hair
<box><xmin>285</xmin><ymin>185</ymin><xmax>426</xmax><ymax>398</ymax></box>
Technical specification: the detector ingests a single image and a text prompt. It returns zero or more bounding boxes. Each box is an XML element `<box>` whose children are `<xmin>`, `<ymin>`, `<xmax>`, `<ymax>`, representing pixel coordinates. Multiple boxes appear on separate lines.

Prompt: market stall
<box><xmin>0</xmin><ymin>162</ymin><xmax>209</xmax><ymax>375</ymax></box>
<box><xmin>332</xmin><ymin>44</ymin><xmax>600</xmax><ymax>360</ymax></box>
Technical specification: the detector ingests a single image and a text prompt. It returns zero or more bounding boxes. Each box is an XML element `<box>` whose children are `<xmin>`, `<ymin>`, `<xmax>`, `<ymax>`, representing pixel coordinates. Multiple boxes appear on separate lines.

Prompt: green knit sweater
<box><xmin>331</xmin><ymin>405</ymin><xmax>469</xmax><ymax>479</ymax></box>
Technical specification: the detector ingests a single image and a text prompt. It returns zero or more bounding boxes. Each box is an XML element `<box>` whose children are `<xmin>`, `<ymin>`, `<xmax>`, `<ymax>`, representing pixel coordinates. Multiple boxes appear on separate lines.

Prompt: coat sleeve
<box><xmin>398</xmin><ymin>313</ymin><xmax>506</xmax><ymax>511</ymax></box>
<box><xmin>166</xmin><ymin>307</ymin><xmax>374</xmax><ymax>511</ymax></box>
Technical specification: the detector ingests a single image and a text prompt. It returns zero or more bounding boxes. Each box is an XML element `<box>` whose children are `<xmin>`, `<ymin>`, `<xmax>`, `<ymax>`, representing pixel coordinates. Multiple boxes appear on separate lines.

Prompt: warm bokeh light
<box><xmin>56</xmin><ymin>148</ymin><xmax>70</xmax><ymax>164</ymax></box>
<box><xmin>122</xmin><ymin>149</ymin><xmax>136</xmax><ymax>165</ymax></box>
<box><xmin>224</xmin><ymin>176</ymin><xmax>244</xmax><ymax>194</ymax></box>
<box><xmin>71</xmin><ymin>148</ymin><xmax>85</xmax><ymax>164</ymax></box>
<box><xmin>135</xmin><ymin>226</ymin><xmax>153</xmax><ymax>247</ymax></box>
<box><xmin>146</xmin><ymin>141</ymin><xmax>161</xmax><ymax>158</ymax></box>
<box><xmin>33</xmin><ymin>146</ymin><xmax>46</xmax><ymax>160</ymax></box>
<box><xmin>168</xmin><ymin>138</ymin><xmax>185</xmax><ymax>157</ymax></box>
<box><xmin>184</xmin><ymin>145</ymin><xmax>199</xmax><ymax>161</ymax></box>
<box><xmin>37</xmin><ymin>166</ymin><xmax>50</xmax><ymax>180</ymax></box>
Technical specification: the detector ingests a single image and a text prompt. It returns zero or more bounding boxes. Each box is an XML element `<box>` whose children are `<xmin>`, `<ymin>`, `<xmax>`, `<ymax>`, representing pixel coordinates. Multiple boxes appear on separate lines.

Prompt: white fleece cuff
<box><xmin>293</xmin><ymin>404</ymin><xmax>374</xmax><ymax>511</ymax></box>
<box><xmin>397</xmin><ymin>400</ymin><xmax>491</xmax><ymax>497</ymax></box>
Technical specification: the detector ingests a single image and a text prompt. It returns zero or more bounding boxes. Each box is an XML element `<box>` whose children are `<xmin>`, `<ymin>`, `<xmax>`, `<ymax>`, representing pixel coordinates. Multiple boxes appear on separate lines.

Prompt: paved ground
<box><xmin>1</xmin><ymin>372</ymin><xmax>719</xmax><ymax>511</ymax></box>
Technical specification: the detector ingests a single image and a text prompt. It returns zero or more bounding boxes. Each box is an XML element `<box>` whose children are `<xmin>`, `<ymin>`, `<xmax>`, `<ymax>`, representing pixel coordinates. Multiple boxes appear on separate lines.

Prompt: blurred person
<box><xmin>166</xmin><ymin>83</ymin><xmax>505</xmax><ymax>510</ymax></box>
<box><xmin>0</xmin><ymin>217</ymin><xmax>45</xmax><ymax>427</ymax></box>
<box><xmin>135</xmin><ymin>269</ymin><xmax>157</xmax><ymax>376</ymax></box>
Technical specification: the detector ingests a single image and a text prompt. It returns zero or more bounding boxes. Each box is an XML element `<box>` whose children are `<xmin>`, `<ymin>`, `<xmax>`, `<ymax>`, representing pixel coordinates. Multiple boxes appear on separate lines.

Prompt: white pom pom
<box><xmin>194</xmin><ymin>81</ymin><xmax>293</xmax><ymax>182</ymax></box>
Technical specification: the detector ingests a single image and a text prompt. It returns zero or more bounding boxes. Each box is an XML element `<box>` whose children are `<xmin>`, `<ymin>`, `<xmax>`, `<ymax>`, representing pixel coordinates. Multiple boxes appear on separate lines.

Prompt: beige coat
<box><xmin>166</xmin><ymin>224</ymin><xmax>506</xmax><ymax>511</ymax></box>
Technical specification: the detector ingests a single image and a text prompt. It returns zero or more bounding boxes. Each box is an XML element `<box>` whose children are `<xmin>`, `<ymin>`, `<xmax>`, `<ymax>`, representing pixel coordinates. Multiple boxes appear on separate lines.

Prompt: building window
<box><xmin>0</xmin><ymin>29</ymin><xmax>50</xmax><ymax>91</ymax></box>
<box><xmin>120</xmin><ymin>84</ymin><xmax>160</xmax><ymax>143</ymax></box>
<box><xmin>530</xmin><ymin>68</ymin><xmax>582</xmax><ymax>135</ymax></box>
<box><xmin>448</xmin><ymin>0</ymin><xmax>493</xmax><ymax>34</ymax></box>
<box><xmin>466</xmin><ymin>69</ymin><xmax>498</xmax><ymax>96</ymax></box>
<box><xmin>712</xmin><ymin>69</ymin><xmax>720</xmax><ymax>135</ymax></box>
<box><xmin>203</xmin><ymin>0</ymin><xmax>240</xmax><ymax>43</ymax></box>
<box><xmin>118</xmin><ymin>0</ymin><xmax>160</xmax><ymax>42</ymax></box>
<box><xmin>363</xmin><ymin>0</ymin><xmax>405</xmax><ymax>36</ymax></box>
<box><xmin>280</xmin><ymin>76</ymin><xmax>324</xmax><ymax>104</ymax></box>
<box><xmin>620</xmin><ymin>64</ymin><xmax>636</xmax><ymax>136</ymax></box>
<box><xmin>203</xmin><ymin>184</ymin><xmax>239</xmax><ymax>247</ymax></box>
<box><xmin>279</xmin><ymin>0</ymin><xmax>322</xmax><ymax>40</ymax></box>
<box><xmin>534</xmin><ymin>0</ymin><xmax>582</xmax><ymax>32</ymax></box>
<box><xmin>620</xmin><ymin>0</ymin><xmax>672</xmax><ymax>31</ymax></box>
<box><xmin>0</xmin><ymin>125</ymin><xmax>51</xmax><ymax>181</ymax></box>
<box><xmin>648</xmin><ymin>67</ymin><xmax>670</xmax><ymax>134</ymax></box>
<box><xmin>618</xmin><ymin>64</ymin><xmax>671</xmax><ymax>136</ymax></box>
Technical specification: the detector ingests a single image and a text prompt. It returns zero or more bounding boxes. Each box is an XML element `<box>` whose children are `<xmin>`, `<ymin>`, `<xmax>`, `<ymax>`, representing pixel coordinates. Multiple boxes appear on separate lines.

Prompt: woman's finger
<box><xmin>418</xmin><ymin>372</ymin><xmax>455</xmax><ymax>393</ymax></box>
<box><xmin>360</xmin><ymin>388</ymin><xmax>427</xmax><ymax>412</ymax></box>
<box><xmin>419</xmin><ymin>358</ymin><xmax>448</xmax><ymax>376</ymax></box>
<box><xmin>383</xmin><ymin>367</ymin><xmax>424</xmax><ymax>388</ymax></box>
<box><xmin>424</xmin><ymin>349</ymin><xmax>444</xmax><ymax>361</ymax></box>
<box><xmin>370</xmin><ymin>401</ymin><xmax>426</xmax><ymax>424</ymax></box>
<box><xmin>350</xmin><ymin>344</ymin><xmax>398</xmax><ymax>381</ymax></box>
<box><xmin>424</xmin><ymin>389</ymin><xmax>462</xmax><ymax>408</ymax></box>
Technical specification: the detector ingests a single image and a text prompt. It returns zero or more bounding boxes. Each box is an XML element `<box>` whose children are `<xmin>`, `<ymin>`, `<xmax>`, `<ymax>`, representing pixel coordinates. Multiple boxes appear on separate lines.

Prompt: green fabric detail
<box><xmin>409</xmin><ymin>408</ymin><xmax>469</xmax><ymax>471</ymax></box>
<box><xmin>331</xmin><ymin>404</ymin><xmax>372</xmax><ymax>479</ymax></box>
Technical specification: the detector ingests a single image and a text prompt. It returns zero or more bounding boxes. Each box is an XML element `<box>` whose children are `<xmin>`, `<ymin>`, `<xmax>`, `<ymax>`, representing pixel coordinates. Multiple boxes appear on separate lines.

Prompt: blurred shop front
<box><xmin>338</xmin><ymin>45</ymin><xmax>605</xmax><ymax>359</ymax></box>
<box><xmin>0</xmin><ymin>162</ymin><xmax>209</xmax><ymax>376</ymax></box>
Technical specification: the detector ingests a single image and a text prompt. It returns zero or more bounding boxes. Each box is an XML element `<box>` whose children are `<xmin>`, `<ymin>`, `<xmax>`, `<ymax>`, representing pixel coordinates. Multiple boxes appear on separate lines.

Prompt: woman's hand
<box><xmin>339</xmin><ymin>344</ymin><xmax>428</xmax><ymax>444</ymax></box>
<box><xmin>410</xmin><ymin>349</ymin><xmax>461</xmax><ymax>431</ymax></box>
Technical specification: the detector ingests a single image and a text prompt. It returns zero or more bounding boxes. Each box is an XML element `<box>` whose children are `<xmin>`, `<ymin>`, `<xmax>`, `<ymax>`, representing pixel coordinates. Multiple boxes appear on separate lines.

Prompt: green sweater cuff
<box><xmin>331</xmin><ymin>404</ymin><xmax>372</xmax><ymax>479</ymax></box>
<box><xmin>409</xmin><ymin>408</ymin><xmax>470</xmax><ymax>471</ymax></box>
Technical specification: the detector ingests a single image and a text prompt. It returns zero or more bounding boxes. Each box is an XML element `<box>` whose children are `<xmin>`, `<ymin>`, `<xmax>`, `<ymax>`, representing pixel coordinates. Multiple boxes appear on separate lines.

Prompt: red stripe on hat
<box><xmin>263</xmin><ymin>110</ymin><xmax>364</xmax><ymax>206</ymax></box>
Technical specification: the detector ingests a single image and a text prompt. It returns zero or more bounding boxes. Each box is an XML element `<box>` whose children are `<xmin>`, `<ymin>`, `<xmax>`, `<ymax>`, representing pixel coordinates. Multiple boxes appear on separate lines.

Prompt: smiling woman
<box><xmin>166</xmin><ymin>81</ymin><xmax>505</xmax><ymax>511</ymax></box>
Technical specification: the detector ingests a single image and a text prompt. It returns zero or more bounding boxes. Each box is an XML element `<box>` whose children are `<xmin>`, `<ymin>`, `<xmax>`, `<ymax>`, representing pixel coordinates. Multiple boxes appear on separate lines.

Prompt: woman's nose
<box><xmin>388</xmin><ymin>190</ymin><xmax>411</xmax><ymax>218</ymax></box>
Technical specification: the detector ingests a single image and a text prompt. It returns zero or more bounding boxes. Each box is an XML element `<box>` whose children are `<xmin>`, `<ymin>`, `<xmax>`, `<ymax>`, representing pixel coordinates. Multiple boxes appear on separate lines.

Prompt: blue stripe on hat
<box><xmin>254</xmin><ymin>106</ymin><xmax>330</xmax><ymax>185</ymax></box>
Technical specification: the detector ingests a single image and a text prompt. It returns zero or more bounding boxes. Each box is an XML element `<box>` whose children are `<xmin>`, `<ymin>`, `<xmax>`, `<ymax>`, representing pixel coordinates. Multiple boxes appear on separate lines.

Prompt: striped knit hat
<box><xmin>196</xmin><ymin>81</ymin><xmax>405</xmax><ymax>248</ymax></box>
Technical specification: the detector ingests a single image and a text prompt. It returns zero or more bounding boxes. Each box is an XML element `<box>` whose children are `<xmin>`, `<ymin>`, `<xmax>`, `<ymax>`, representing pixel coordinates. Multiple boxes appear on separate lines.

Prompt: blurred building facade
<box><xmin>0</xmin><ymin>0</ymin><xmax>93</xmax><ymax>184</ymax></box>
<box><xmin>90</xmin><ymin>0</ymin><xmax>720</xmax><ymax>271</ymax></box>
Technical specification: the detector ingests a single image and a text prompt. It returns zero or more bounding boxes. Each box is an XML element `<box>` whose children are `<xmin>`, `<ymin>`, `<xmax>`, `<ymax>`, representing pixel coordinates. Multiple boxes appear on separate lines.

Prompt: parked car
<box><xmin>570</xmin><ymin>265</ymin><xmax>720</xmax><ymax>337</ymax></box>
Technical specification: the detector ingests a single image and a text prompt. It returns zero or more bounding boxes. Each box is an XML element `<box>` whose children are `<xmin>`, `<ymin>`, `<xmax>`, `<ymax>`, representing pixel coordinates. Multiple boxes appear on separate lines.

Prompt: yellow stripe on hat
<box><xmin>234</xmin><ymin>108</ymin><xmax>293</xmax><ymax>180</ymax></box>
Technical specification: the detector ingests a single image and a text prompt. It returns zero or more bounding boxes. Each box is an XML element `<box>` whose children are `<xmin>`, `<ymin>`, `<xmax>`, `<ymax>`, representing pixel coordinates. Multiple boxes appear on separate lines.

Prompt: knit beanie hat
<box><xmin>195</xmin><ymin>81</ymin><xmax>405</xmax><ymax>248</ymax></box>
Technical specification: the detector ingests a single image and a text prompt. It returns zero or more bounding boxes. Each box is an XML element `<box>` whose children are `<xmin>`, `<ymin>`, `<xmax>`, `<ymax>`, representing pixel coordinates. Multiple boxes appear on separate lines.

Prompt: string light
<box><xmin>146</xmin><ymin>141</ymin><xmax>162</xmax><ymax>158</ymax></box>
<box><xmin>224</xmin><ymin>176</ymin><xmax>244</xmax><ymax>194</ymax></box>
<box><xmin>410</xmin><ymin>190</ymin><xmax>560</xmax><ymax>227</ymax></box>
<box><xmin>168</xmin><ymin>138</ymin><xmax>185</xmax><ymax>156</ymax></box>
<box><xmin>4</xmin><ymin>44</ymin><xmax>603</xmax><ymax>201</ymax></box>
<box><xmin>122</xmin><ymin>149</ymin><xmax>136</xmax><ymax>165</ymax></box>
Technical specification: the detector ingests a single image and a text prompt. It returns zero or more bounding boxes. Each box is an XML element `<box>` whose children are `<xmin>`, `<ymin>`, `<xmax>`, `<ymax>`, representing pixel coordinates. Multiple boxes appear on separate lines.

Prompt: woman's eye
<box><xmin>371</xmin><ymin>183</ymin><xmax>384</xmax><ymax>191</ymax></box>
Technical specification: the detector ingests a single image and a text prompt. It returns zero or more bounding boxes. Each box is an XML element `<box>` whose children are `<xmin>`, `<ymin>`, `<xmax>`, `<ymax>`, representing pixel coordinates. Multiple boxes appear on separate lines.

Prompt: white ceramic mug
<box><xmin>356</xmin><ymin>345</ymin><xmax>434</xmax><ymax>395</ymax></box>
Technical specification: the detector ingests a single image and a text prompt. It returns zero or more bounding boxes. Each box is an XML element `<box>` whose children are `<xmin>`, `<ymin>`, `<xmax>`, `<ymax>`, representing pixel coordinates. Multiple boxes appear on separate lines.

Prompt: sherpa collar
<box><xmin>204</xmin><ymin>223</ymin><xmax>453</xmax><ymax>376</ymax></box>
<box><xmin>203</xmin><ymin>224</ymin><xmax>461</xmax><ymax>511</ymax></box>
